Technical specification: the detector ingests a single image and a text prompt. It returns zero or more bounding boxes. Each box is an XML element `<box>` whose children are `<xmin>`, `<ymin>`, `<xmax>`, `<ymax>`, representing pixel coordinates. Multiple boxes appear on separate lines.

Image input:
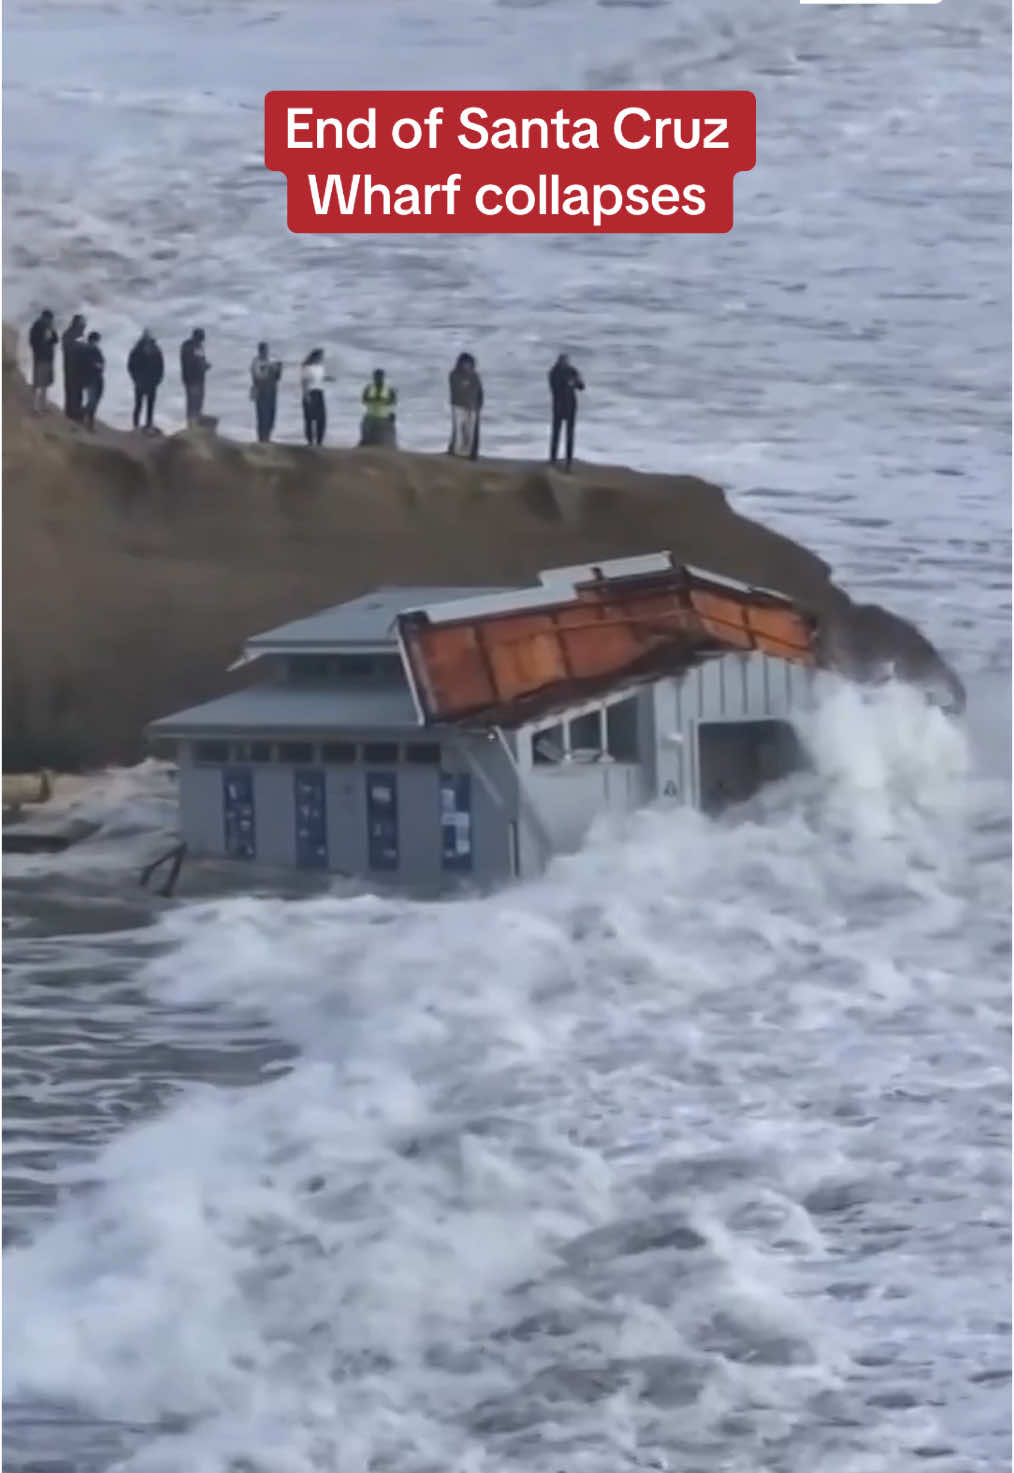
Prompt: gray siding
<box><xmin>180</xmin><ymin>765</ymin><xmax>225</xmax><ymax>856</ymax></box>
<box><xmin>523</xmin><ymin>762</ymin><xmax>645</xmax><ymax>857</ymax></box>
<box><xmin>675</xmin><ymin>650</ymin><xmax>813</xmax><ymax>724</ymax></box>
<box><xmin>177</xmin><ymin>731</ymin><xmax>520</xmax><ymax>892</ymax></box>
<box><xmin>327</xmin><ymin>767</ymin><xmax>366</xmax><ymax>877</ymax></box>
<box><xmin>249</xmin><ymin>766</ymin><xmax>296</xmax><ymax>867</ymax></box>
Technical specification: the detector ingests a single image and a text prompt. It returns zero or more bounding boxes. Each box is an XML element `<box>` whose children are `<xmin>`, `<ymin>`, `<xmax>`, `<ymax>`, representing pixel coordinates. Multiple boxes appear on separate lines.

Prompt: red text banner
<box><xmin>264</xmin><ymin>91</ymin><xmax>756</xmax><ymax>234</ymax></box>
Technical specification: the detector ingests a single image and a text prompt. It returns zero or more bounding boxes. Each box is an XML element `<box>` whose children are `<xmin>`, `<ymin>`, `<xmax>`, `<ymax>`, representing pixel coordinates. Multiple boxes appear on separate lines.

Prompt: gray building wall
<box><xmin>522</xmin><ymin>762</ymin><xmax>645</xmax><ymax>856</ymax></box>
<box><xmin>171</xmin><ymin>650</ymin><xmax>812</xmax><ymax>892</ymax></box>
<box><xmin>180</xmin><ymin>764</ymin><xmax>226</xmax><ymax>855</ymax></box>
<box><xmin>506</xmin><ymin>694</ymin><xmax>652</xmax><ymax>877</ymax></box>
<box><xmin>254</xmin><ymin>765</ymin><xmax>297</xmax><ymax>867</ymax></box>
<box><xmin>177</xmin><ymin>728</ymin><xmax>521</xmax><ymax>893</ymax></box>
<box><xmin>647</xmin><ymin>651</ymin><xmax>815</xmax><ymax>807</ymax></box>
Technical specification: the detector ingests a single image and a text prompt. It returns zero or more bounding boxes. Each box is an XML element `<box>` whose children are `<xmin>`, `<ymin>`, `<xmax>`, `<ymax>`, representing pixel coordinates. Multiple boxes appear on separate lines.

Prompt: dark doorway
<box><xmin>697</xmin><ymin>719</ymin><xmax>807</xmax><ymax>816</ymax></box>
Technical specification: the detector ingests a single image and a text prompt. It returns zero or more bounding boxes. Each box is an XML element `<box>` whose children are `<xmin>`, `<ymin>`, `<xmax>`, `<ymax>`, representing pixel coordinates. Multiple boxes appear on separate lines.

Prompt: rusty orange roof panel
<box><xmin>397</xmin><ymin>559</ymin><xmax>818</xmax><ymax>728</ymax></box>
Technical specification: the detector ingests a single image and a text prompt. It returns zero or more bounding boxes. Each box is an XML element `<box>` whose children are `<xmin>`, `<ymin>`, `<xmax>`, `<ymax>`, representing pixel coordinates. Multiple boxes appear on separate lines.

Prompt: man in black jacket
<box><xmin>28</xmin><ymin>309</ymin><xmax>58</xmax><ymax>412</ymax></box>
<box><xmin>61</xmin><ymin>314</ymin><xmax>86</xmax><ymax>420</ymax></box>
<box><xmin>127</xmin><ymin>329</ymin><xmax>165</xmax><ymax>431</ymax></box>
<box><xmin>250</xmin><ymin>341</ymin><xmax>283</xmax><ymax>443</ymax></box>
<box><xmin>548</xmin><ymin>353</ymin><xmax>585</xmax><ymax>471</ymax></box>
<box><xmin>448</xmin><ymin>352</ymin><xmax>483</xmax><ymax>459</ymax></box>
<box><xmin>79</xmin><ymin>331</ymin><xmax>105</xmax><ymax>430</ymax></box>
<box><xmin>180</xmin><ymin>328</ymin><xmax>210</xmax><ymax>427</ymax></box>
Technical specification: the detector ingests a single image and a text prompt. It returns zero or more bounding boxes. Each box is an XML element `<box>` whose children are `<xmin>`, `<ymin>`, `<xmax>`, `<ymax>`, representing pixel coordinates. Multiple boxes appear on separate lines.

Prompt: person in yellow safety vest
<box><xmin>359</xmin><ymin>368</ymin><xmax>397</xmax><ymax>448</ymax></box>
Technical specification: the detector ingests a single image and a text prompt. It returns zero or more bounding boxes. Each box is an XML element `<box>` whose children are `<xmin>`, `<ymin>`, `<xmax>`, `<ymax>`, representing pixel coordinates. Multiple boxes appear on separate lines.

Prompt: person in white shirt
<box><xmin>300</xmin><ymin>348</ymin><xmax>328</xmax><ymax>445</ymax></box>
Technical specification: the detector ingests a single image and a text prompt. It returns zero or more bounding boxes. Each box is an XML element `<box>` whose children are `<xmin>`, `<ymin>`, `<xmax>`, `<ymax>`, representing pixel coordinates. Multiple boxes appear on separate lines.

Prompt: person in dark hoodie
<box><xmin>548</xmin><ymin>352</ymin><xmax>585</xmax><ymax>471</ymax></box>
<box><xmin>448</xmin><ymin>352</ymin><xmax>483</xmax><ymax>459</ymax></box>
<box><xmin>180</xmin><ymin>328</ymin><xmax>210</xmax><ymax>427</ymax></box>
<box><xmin>61</xmin><ymin>314</ymin><xmax>86</xmax><ymax>420</ymax></box>
<box><xmin>127</xmin><ymin>328</ymin><xmax>165</xmax><ymax>431</ymax></box>
<box><xmin>250</xmin><ymin>341</ymin><xmax>283</xmax><ymax>443</ymax></box>
<box><xmin>28</xmin><ymin>309</ymin><xmax>59</xmax><ymax>413</ymax></box>
<box><xmin>79</xmin><ymin>331</ymin><xmax>105</xmax><ymax>430</ymax></box>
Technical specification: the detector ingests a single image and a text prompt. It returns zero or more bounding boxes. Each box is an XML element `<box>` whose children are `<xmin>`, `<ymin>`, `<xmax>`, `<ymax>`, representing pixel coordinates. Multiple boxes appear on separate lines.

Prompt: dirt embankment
<box><xmin>2</xmin><ymin>326</ymin><xmax>962</xmax><ymax>770</ymax></box>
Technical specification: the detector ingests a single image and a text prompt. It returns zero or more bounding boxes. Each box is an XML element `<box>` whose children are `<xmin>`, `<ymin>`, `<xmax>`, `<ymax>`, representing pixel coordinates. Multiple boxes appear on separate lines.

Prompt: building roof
<box><xmin>396</xmin><ymin>555</ymin><xmax>816</xmax><ymax>727</ymax></box>
<box><xmin>153</xmin><ymin>557</ymin><xmax>812</xmax><ymax>740</ymax></box>
<box><xmin>243</xmin><ymin>586</ymin><xmax>517</xmax><ymax>655</ymax></box>
<box><xmin>149</xmin><ymin>681</ymin><xmax>420</xmax><ymax>736</ymax></box>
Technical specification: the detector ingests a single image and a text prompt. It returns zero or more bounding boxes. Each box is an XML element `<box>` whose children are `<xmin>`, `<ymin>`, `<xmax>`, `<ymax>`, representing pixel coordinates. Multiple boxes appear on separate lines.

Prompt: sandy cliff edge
<box><xmin>2</xmin><ymin>325</ymin><xmax>963</xmax><ymax>770</ymax></box>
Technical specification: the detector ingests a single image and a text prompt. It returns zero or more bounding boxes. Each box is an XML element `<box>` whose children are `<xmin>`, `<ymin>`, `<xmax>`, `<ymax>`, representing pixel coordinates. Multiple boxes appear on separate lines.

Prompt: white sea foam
<box><xmin>4</xmin><ymin>684</ymin><xmax>1009</xmax><ymax>1471</ymax></box>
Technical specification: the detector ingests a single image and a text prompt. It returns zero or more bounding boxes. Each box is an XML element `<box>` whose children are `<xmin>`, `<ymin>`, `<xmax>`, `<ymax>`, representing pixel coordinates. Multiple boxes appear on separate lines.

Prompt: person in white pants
<box><xmin>448</xmin><ymin>352</ymin><xmax>483</xmax><ymax>459</ymax></box>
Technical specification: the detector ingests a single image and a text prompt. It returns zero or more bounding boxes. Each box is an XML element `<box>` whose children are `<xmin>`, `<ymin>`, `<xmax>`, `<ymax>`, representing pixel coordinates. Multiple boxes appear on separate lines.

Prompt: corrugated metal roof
<box><xmin>396</xmin><ymin>559</ymin><xmax>815</xmax><ymax>728</ymax></box>
<box><xmin>246</xmin><ymin>586</ymin><xmax>516</xmax><ymax>651</ymax></box>
<box><xmin>237</xmin><ymin>563</ymin><xmax>791</xmax><ymax>659</ymax></box>
<box><xmin>149</xmin><ymin>681</ymin><xmax>420</xmax><ymax>735</ymax></box>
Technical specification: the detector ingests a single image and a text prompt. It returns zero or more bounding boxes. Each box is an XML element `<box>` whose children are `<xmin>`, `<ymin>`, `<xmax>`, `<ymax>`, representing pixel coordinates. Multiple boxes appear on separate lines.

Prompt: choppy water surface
<box><xmin>2</xmin><ymin>1</ymin><xmax>1011</xmax><ymax>1470</ymax></box>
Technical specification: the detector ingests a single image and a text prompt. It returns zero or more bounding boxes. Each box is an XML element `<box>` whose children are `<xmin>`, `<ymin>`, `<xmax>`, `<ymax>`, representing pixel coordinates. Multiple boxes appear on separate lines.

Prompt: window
<box><xmin>606</xmin><ymin>697</ymin><xmax>639</xmax><ymax>762</ymax></box>
<box><xmin>532</xmin><ymin>724</ymin><xmax>565</xmax><ymax>765</ymax></box>
<box><xmin>195</xmin><ymin>740</ymin><xmax>229</xmax><ymax>764</ymax></box>
<box><xmin>231</xmin><ymin>740</ymin><xmax>272</xmax><ymax>763</ymax></box>
<box><xmin>336</xmin><ymin>654</ymin><xmax>376</xmax><ymax>678</ymax></box>
<box><xmin>287</xmin><ymin>656</ymin><xmax>332</xmax><ymax>682</ymax></box>
<box><xmin>404</xmin><ymin>743</ymin><xmax>441</xmax><ymax>765</ymax></box>
<box><xmin>337</xmin><ymin>654</ymin><xmax>403</xmax><ymax>680</ymax></box>
<box><xmin>286</xmin><ymin>653</ymin><xmax>404</xmax><ymax>683</ymax></box>
<box><xmin>568</xmin><ymin>710</ymin><xmax>603</xmax><ymax>758</ymax></box>
<box><xmin>278</xmin><ymin>741</ymin><xmax>314</xmax><ymax>764</ymax></box>
<box><xmin>363</xmin><ymin>741</ymin><xmax>399</xmax><ymax>763</ymax></box>
<box><xmin>321</xmin><ymin>741</ymin><xmax>357</xmax><ymax>764</ymax></box>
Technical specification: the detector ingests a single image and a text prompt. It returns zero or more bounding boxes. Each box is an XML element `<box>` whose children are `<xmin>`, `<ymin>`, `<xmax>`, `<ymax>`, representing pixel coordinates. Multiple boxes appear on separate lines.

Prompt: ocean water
<box><xmin>2</xmin><ymin>1</ymin><xmax>1011</xmax><ymax>1471</ymax></box>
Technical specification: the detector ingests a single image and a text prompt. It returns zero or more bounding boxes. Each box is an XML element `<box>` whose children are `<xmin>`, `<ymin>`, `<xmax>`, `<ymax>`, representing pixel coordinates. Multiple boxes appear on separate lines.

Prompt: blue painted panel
<box><xmin>294</xmin><ymin>768</ymin><xmax>328</xmax><ymax>869</ymax></box>
<box><xmin>223</xmin><ymin>768</ymin><xmax>256</xmax><ymax>860</ymax></box>
<box><xmin>365</xmin><ymin>771</ymin><xmax>399</xmax><ymax>870</ymax></box>
<box><xmin>440</xmin><ymin>772</ymin><xmax>472</xmax><ymax>872</ymax></box>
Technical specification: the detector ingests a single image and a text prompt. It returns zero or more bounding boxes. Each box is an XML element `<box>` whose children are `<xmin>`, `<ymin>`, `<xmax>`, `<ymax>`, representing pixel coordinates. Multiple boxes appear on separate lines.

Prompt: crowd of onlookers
<box><xmin>26</xmin><ymin>309</ymin><xmax>588</xmax><ymax>467</ymax></box>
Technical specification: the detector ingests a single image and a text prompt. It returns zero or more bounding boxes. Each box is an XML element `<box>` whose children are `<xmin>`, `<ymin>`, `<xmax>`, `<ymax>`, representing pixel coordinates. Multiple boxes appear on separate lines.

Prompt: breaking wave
<box><xmin>4</xmin><ymin>680</ymin><xmax>1009</xmax><ymax>1473</ymax></box>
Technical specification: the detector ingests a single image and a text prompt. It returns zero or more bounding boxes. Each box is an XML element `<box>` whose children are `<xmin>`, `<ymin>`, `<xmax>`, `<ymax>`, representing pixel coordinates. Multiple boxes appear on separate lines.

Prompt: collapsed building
<box><xmin>148</xmin><ymin>552</ymin><xmax>818</xmax><ymax>890</ymax></box>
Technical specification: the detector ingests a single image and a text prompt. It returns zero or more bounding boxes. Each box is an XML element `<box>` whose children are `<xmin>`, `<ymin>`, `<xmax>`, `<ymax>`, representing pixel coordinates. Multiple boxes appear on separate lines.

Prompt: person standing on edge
<box><xmin>300</xmin><ymin>348</ymin><xmax>329</xmax><ymax>446</ymax></box>
<box><xmin>79</xmin><ymin>331</ymin><xmax>105</xmax><ymax>430</ymax></box>
<box><xmin>448</xmin><ymin>352</ymin><xmax>483</xmax><ymax>459</ymax></box>
<box><xmin>127</xmin><ymin>328</ymin><xmax>164</xmax><ymax>431</ymax></box>
<box><xmin>360</xmin><ymin>368</ymin><xmax>397</xmax><ymax>447</ymax></box>
<box><xmin>548</xmin><ymin>352</ymin><xmax>585</xmax><ymax>471</ymax></box>
<box><xmin>28</xmin><ymin>309</ymin><xmax>58</xmax><ymax>412</ymax></box>
<box><xmin>180</xmin><ymin>327</ymin><xmax>210</xmax><ymax>427</ymax></box>
<box><xmin>61</xmin><ymin>314</ymin><xmax>86</xmax><ymax>420</ymax></box>
<box><xmin>250</xmin><ymin>342</ymin><xmax>282</xmax><ymax>443</ymax></box>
